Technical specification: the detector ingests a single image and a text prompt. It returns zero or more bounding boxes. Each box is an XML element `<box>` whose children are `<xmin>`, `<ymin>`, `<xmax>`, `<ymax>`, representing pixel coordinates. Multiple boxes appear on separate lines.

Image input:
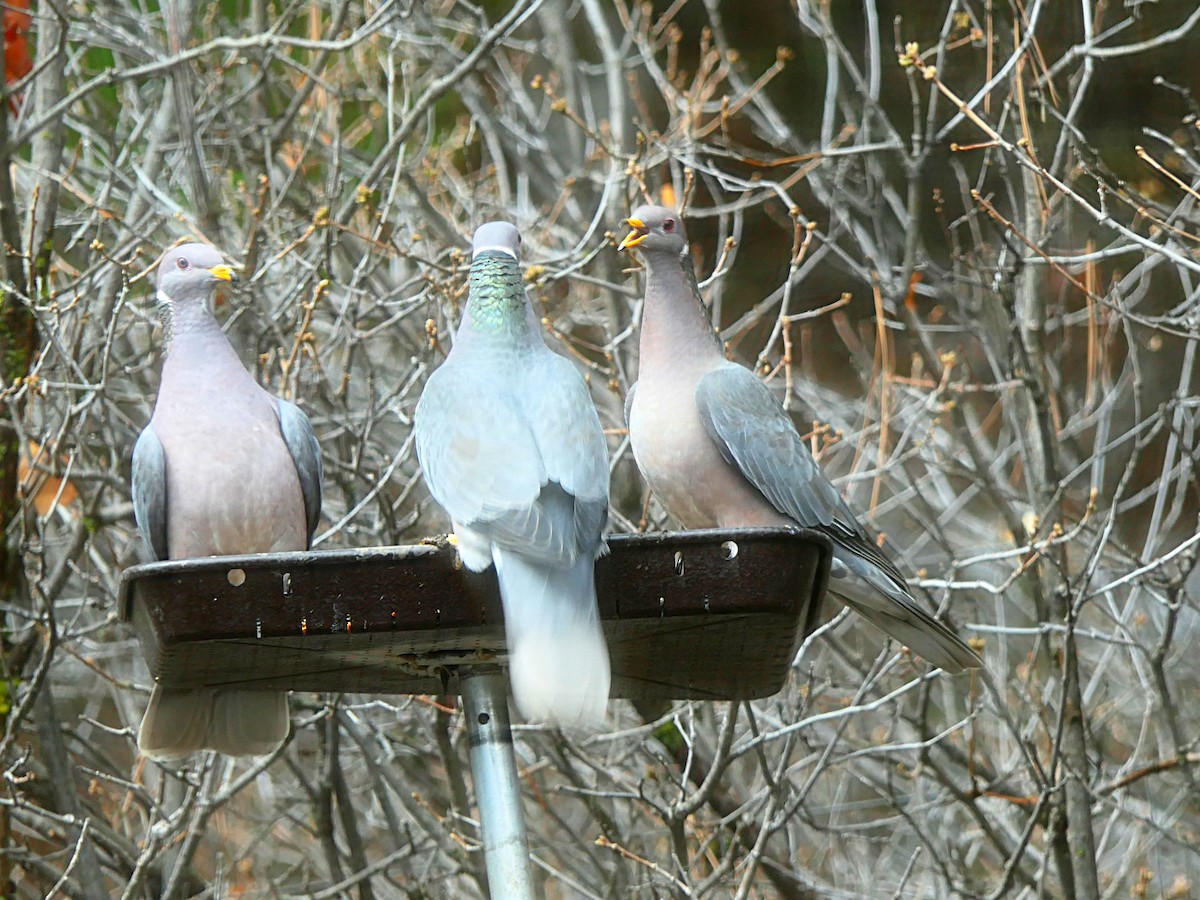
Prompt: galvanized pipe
<box><xmin>460</xmin><ymin>668</ymin><xmax>535</xmax><ymax>899</ymax></box>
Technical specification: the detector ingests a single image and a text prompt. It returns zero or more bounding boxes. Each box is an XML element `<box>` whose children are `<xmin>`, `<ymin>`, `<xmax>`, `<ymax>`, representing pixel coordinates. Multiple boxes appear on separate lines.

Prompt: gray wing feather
<box><xmin>131</xmin><ymin>425</ymin><xmax>168</xmax><ymax>562</ymax></box>
<box><xmin>694</xmin><ymin>364</ymin><xmax>904</xmax><ymax>583</ymax></box>
<box><xmin>523</xmin><ymin>353</ymin><xmax>609</xmax><ymax>550</ymax></box>
<box><xmin>274</xmin><ymin>399</ymin><xmax>323</xmax><ymax>546</ymax></box>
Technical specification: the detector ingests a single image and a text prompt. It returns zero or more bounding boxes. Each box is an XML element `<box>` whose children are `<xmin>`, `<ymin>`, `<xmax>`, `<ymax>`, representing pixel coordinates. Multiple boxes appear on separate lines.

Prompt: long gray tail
<box><xmin>138</xmin><ymin>686</ymin><xmax>289</xmax><ymax>760</ymax></box>
<box><xmin>829</xmin><ymin>552</ymin><xmax>982</xmax><ymax>673</ymax></box>
<box><xmin>493</xmin><ymin>548</ymin><xmax>610</xmax><ymax>727</ymax></box>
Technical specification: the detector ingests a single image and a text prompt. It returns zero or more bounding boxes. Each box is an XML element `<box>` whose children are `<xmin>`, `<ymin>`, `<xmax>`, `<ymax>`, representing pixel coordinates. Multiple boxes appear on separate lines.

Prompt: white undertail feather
<box><xmin>138</xmin><ymin>686</ymin><xmax>289</xmax><ymax>760</ymax></box>
<box><xmin>493</xmin><ymin>548</ymin><xmax>610</xmax><ymax>728</ymax></box>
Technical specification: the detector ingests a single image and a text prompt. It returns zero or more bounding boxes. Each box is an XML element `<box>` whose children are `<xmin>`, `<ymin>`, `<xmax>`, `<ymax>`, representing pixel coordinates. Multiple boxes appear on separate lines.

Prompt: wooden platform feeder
<box><xmin>120</xmin><ymin>527</ymin><xmax>831</xmax><ymax>898</ymax></box>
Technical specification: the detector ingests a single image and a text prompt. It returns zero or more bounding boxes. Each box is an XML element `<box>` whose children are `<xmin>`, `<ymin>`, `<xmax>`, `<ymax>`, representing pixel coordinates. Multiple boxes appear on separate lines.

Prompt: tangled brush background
<box><xmin>2</xmin><ymin>1</ymin><xmax>1199</xmax><ymax>896</ymax></box>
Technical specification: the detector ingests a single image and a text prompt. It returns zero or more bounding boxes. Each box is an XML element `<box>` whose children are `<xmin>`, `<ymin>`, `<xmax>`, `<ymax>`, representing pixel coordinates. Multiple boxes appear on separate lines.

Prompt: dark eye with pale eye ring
<box><xmin>663</xmin><ymin>219</ymin><xmax>676</xmax><ymax>232</ymax></box>
<box><xmin>176</xmin><ymin>257</ymin><xmax>190</xmax><ymax>270</ymax></box>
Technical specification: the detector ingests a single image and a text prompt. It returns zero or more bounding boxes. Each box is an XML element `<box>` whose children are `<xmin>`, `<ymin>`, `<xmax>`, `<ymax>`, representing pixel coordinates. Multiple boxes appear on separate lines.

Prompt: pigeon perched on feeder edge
<box><xmin>620</xmin><ymin>205</ymin><xmax>981</xmax><ymax>673</ymax></box>
<box><xmin>132</xmin><ymin>243</ymin><xmax>322</xmax><ymax>759</ymax></box>
<box><xmin>414</xmin><ymin>222</ymin><xmax>612</xmax><ymax>726</ymax></box>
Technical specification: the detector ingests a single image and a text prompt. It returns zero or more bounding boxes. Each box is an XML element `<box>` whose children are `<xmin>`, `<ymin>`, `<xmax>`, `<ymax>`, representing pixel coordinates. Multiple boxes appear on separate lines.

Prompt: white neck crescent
<box><xmin>472</xmin><ymin>246</ymin><xmax>518</xmax><ymax>260</ymax></box>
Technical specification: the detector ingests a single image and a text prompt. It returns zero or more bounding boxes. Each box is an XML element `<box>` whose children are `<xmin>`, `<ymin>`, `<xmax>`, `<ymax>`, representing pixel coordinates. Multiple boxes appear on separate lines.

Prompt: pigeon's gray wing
<box><xmin>131</xmin><ymin>424</ymin><xmax>168</xmax><ymax>562</ymax></box>
<box><xmin>415</xmin><ymin>361</ymin><xmax>576</xmax><ymax>563</ymax></box>
<box><xmin>698</xmin><ymin>365</ymin><xmax>981</xmax><ymax>672</ymax></box>
<box><xmin>523</xmin><ymin>353</ymin><xmax>610</xmax><ymax>552</ymax></box>
<box><xmin>274</xmin><ymin>398</ymin><xmax>323</xmax><ymax>546</ymax></box>
<box><xmin>694</xmin><ymin>363</ymin><xmax>904</xmax><ymax>583</ymax></box>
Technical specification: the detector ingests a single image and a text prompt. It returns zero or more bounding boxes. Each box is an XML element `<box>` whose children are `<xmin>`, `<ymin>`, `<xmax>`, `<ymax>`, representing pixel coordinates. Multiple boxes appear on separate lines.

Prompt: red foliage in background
<box><xmin>4</xmin><ymin>0</ymin><xmax>32</xmax><ymax>91</ymax></box>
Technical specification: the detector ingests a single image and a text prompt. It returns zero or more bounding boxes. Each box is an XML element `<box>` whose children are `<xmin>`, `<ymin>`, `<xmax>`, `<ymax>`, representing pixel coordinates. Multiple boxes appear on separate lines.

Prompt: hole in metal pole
<box><xmin>478</xmin><ymin>712</ymin><xmax>490</xmax><ymax>725</ymax></box>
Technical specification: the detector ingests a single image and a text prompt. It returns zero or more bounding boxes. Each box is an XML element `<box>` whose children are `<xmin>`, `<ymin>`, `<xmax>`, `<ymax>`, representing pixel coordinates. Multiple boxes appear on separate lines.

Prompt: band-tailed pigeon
<box><xmin>132</xmin><ymin>243</ymin><xmax>322</xmax><ymax>759</ymax></box>
<box><xmin>414</xmin><ymin>222</ymin><xmax>611</xmax><ymax>726</ymax></box>
<box><xmin>620</xmin><ymin>206</ymin><xmax>980</xmax><ymax>672</ymax></box>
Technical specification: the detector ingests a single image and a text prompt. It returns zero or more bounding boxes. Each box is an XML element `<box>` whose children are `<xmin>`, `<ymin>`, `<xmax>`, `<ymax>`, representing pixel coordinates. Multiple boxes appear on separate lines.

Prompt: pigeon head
<box><xmin>472</xmin><ymin>222</ymin><xmax>521</xmax><ymax>260</ymax></box>
<box><xmin>620</xmin><ymin>205</ymin><xmax>687</xmax><ymax>257</ymax></box>
<box><xmin>155</xmin><ymin>243</ymin><xmax>237</xmax><ymax>306</ymax></box>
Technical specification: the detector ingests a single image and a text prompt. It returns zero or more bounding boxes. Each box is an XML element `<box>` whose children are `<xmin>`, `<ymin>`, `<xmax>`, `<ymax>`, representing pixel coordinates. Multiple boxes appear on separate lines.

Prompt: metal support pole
<box><xmin>460</xmin><ymin>667</ymin><xmax>535</xmax><ymax>900</ymax></box>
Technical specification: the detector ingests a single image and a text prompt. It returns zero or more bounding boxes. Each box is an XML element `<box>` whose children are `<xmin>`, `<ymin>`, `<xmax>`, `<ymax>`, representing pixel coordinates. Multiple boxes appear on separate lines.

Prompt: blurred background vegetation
<box><xmin>1</xmin><ymin>0</ymin><xmax>1199</xmax><ymax>897</ymax></box>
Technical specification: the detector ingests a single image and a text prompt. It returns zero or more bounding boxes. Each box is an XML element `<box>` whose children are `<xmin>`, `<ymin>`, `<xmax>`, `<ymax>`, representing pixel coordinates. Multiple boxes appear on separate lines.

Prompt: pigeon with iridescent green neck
<box><xmin>620</xmin><ymin>206</ymin><xmax>981</xmax><ymax>673</ymax></box>
<box><xmin>414</xmin><ymin>222</ymin><xmax>611</xmax><ymax>726</ymax></box>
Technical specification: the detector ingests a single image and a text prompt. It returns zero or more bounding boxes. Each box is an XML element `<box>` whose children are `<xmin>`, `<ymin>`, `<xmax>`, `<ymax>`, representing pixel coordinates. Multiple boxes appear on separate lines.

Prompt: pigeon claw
<box><xmin>446</xmin><ymin>532</ymin><xmax>465</xmax><ymax>570</ymax></box>
<box><xmin>619</xmin><ymin>218</ymin><xmax>648</xmax><ymax>250</ymax></box>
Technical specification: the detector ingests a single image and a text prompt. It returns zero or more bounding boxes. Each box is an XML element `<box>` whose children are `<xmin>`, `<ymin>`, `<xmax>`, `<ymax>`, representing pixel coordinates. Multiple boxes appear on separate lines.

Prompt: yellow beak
<box><xmin>619</xmin><ymin>217</ymin><xmax>648</xmax><ymax>250</ymax></box>
<box><xmin>208</xmin><ymin>264</ymin><xmax>237</xmax><ymax>282</ymax></box>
